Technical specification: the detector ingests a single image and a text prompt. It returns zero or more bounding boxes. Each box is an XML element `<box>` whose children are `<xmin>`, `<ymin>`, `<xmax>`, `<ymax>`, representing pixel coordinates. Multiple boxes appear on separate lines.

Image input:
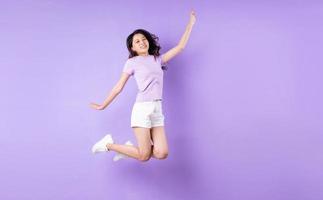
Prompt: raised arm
<box><xmin>161</xmin><ymin>10</ymin><xmax>196</xmax><ymax>63</ymax></box>
<box><xmin>90</xmin><ymin>72</ymin><xmax>131</xmax><ymax>110</ymax></box>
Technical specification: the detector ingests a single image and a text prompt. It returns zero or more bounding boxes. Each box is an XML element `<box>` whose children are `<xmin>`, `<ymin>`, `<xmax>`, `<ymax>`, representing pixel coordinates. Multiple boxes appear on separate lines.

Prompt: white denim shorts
<box><xmin>131</xmin><ymin>100</ymin><xmax>165</xmax><ymax>128</ymax></box>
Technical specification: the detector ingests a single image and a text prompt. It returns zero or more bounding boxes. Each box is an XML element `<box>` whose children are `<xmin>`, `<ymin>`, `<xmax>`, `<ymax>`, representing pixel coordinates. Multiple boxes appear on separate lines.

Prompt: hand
<box><xmin>189</xmin><ymin>10</ymin><xmax>196</xmax><ymax>26</ymax></box>
<box><xmin>90</xmin><ymin>102</ymin><xmax>105</xmax><ymax>110</ymax></box>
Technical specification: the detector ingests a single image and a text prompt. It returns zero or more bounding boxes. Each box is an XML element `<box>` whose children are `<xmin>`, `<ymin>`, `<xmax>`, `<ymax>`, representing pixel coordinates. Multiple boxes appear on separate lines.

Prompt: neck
<box><xmin>138</xmin><ymin>52</ymin><xmax>149</xmax><ymax>56</ymax></box>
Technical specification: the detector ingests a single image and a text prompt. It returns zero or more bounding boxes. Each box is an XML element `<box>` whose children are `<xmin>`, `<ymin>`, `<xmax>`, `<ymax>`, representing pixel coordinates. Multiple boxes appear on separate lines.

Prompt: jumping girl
<box><xmin>90</xmin><ymin>11</ymin><xmax>196</xmax><ymax>162</ymax></box>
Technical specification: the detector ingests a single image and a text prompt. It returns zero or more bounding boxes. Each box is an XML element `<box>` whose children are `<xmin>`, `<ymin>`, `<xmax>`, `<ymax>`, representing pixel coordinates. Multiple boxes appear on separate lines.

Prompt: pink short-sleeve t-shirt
<box><xmin>123</xmin><ymin>55</ymin><xmax>165</xmax><ymax>102</ymax></box>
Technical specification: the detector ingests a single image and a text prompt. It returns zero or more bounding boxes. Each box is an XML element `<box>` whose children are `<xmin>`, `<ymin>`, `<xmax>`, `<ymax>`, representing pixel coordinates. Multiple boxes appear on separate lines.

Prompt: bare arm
<box><xmin>90</xmin><ymin>72</ymin><xmax>131</xmax><ymax>110</ymax></box>
<box><xmin>162</xmin><ymin>11</ymin><xmax>196</xmax><ymax>63</ymax></box>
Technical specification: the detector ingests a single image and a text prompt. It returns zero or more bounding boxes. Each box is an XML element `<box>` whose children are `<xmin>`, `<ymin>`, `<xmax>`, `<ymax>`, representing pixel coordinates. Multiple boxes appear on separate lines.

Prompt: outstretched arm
<box><xmin>90</xmin><ymin>73</ymin><xmax>131</xmax><ymax>110</ymax></box>
<box><xmin>161</xmin><ymin>10</ymin><xmax>196</xmax><ymax>63</ymax></box>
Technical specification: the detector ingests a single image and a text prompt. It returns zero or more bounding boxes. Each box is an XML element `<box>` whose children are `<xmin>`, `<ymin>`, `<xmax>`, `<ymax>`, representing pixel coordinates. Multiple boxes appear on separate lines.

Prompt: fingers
<box><xmin>189</xmin><ymin>10</ymin><xmax>196</xmax><ymax>25</ymax></box>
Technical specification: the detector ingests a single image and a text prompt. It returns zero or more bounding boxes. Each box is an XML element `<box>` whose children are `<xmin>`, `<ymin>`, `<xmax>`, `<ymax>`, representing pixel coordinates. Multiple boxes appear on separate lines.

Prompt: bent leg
<box><xmin>151</xmin><ymin>126</ymin><xmax>169</xmax><ymax>159</ymax></box>
<box><xmin>107</xmin><ymin>127</ymin><xmax>152</xmax><ymax>162</ymax></box>
<box><xmin>133</xmin><ymin>127</ymin><xmax>152</xmax><ymax>162</ymax></box>
<box><xmin>107</xmin><ymin>143</ymin><xmax>139</xmax><ymax>160</ymax></box>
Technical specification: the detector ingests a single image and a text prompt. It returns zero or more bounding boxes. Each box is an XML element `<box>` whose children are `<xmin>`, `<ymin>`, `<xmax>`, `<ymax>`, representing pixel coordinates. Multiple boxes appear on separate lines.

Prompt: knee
<box><xmin>153</xmin><ymin>149</ymin><xmax>169</xmax><ymax>160</ymax></box>
<box><xmin>138</xmin><ymin>151</ymin><xmax>151</xmax><ymax>162</ymax></box>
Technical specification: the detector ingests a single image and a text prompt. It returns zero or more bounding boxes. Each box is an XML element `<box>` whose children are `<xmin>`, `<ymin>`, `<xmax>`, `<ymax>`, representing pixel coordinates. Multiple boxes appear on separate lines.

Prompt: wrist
<box><xmin>101</xmin><ymin>103</ymin><xmax>107</xmax><ymax>109</ymax></box>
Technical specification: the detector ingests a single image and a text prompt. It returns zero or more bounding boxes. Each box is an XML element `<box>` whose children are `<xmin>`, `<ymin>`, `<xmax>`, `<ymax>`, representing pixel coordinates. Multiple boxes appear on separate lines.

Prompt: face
<box><xmin>131</xmin><ymin>33</ymin><xmax>149</xmax><ymax>56</ymax></box>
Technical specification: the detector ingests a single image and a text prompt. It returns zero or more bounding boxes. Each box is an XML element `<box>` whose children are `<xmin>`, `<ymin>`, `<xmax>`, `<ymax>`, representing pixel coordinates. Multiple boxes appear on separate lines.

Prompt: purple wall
<box><xmin>1</xmin><ymin>0</ymin><xmax>323</xmax><ymax>199</ymax></box>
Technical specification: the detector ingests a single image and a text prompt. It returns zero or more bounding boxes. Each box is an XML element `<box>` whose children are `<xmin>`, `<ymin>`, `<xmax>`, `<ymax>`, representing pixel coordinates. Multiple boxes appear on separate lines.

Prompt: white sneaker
<box><xmin>92</xmin><ymin>134</ymin><xmax>114</xmax><ymax>154</ymax></box>
<box><xmin>113</xmin><ymin>140</ymin><xmax>133</xmax><ymax>161</ymax></box>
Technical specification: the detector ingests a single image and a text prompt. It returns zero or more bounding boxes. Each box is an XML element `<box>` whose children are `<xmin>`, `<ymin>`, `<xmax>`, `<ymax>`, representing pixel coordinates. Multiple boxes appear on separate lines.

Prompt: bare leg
<box><xmin>150</xmin><ymin>126</ymin><xmax>169</xmax><ymax>159</ymax></box>
<box><xmin>107</xmin><ymin>127</ymin><xmax>152</xmax><ymax>162</ymax></box>
<box><xmin>107</xmin><ymin>143</ymin><xmax>140</xmax><ymax>160</ymax></box>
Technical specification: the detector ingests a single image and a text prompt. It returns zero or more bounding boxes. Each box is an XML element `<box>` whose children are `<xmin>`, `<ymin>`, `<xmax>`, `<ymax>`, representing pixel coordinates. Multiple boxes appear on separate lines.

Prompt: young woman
<box><xmin>90</xmin><ymin>11</ymin><xmax>196</xmax><ymax>162</ymax></box>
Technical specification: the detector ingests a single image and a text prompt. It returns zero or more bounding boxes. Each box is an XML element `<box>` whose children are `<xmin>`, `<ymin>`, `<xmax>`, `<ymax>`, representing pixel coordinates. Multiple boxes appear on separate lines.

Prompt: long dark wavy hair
<box><xmin>126</xmin><ymin>29</ymin><xmax>167</xmax><ymax>70</ymax></box>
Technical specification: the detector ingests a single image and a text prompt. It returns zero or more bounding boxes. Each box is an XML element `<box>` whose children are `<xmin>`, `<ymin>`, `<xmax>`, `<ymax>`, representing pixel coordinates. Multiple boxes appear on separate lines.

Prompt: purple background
<box><xmin>1</xmin><ymin>0</ymin><xmax>323</xmax><ymax>199</ymax></box>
